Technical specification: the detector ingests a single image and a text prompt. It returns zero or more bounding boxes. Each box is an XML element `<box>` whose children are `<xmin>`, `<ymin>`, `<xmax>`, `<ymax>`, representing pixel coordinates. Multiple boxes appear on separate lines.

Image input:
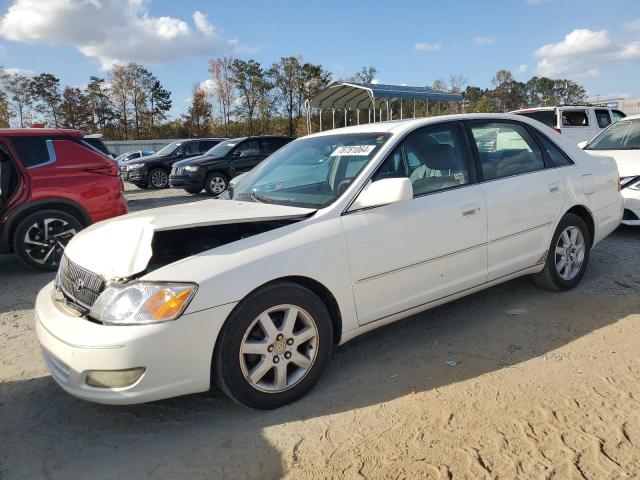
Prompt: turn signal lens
<box><xmin>146</xmin><ymin>288</ymin><xmax>194</xmax><ymax>321</ymax></box>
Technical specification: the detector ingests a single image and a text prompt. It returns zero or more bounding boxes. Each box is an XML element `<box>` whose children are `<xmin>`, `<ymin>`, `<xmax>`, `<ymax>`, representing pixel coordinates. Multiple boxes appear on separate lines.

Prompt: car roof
<box><xmin>305</xmin><ymin>113</ymin><xmax>557</xmax><ymax>138</ymax></box>
<box><xmin>0</xmin><ymin>128</ymin><xmax>83</xmax><ymax>137</ymax></box>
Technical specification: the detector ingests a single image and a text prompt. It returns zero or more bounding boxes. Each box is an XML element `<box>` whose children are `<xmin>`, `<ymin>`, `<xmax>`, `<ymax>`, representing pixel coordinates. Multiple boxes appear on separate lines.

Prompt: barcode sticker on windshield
<box><xmin>330</xmin><ymin>145</ymin><xmax>376</xmax><ymax>156</ymax></box>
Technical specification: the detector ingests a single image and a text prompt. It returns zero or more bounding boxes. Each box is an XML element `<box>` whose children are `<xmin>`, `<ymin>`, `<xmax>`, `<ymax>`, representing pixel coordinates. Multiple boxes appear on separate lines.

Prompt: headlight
<box><xmin>128</xmin><ymin>163</ymin><xmax>144</xmax><ymax>170</ymax></box>
<box><xmin>184</xmin><ymin>165</ymin><xmax>200</xmax><ymax>172</ymax></box>
<box><xmin>90</xmin><ymin>282</ymin><xmax>197</xmax><ymax>325</ymax></box>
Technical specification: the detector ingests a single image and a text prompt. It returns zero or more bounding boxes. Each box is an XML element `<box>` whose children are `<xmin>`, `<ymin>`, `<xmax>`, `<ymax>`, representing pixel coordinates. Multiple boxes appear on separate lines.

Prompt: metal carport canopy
<box><xmin>308</xmin><ymin>82</ymin><xmax>462</xmax><ymax>109</ymax></box>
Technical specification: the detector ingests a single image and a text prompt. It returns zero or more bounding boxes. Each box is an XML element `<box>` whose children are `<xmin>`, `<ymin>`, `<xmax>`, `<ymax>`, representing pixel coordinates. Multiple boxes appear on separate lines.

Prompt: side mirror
<box><xmin>577</xmin><ymin>141</ymin><xmax>588</xmax><ymax>149</ymax></box>
<box><xmin>232</xmin><ymin>150</ymin><xmax>242</xmax><ymax>158</ymax></box>
<box><xmin>350</xmin><ymin>177</ymin><xmax>413</xmax><ymax>211</ymax></box>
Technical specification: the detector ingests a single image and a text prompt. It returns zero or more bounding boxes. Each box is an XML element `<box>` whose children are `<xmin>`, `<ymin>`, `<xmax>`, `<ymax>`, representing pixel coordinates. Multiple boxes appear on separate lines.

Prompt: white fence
<box><xmin>104</xmin><ymin>139</ymin><xmax>180</xmax><ymax>156</ymax></box>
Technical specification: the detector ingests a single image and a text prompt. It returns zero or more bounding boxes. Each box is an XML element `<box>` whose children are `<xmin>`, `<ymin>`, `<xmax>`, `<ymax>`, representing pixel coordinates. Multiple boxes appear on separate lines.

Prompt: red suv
<box><xmin>0</xmin><ymin>129</ymin><xmax>127</xmax><ymax>271</ymax></box>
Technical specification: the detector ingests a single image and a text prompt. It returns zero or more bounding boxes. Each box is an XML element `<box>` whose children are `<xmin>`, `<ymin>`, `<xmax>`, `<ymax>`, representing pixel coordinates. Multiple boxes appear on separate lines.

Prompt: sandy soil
<box><xmin>1</xmin><ymin>186</ymin><xmax>639</xmax><ymax>479</ymax></box>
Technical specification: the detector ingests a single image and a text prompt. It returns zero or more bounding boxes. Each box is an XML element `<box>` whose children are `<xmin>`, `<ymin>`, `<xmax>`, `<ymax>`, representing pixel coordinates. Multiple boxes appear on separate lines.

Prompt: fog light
<box><xmin>85</xmin><ymin>368</ymin><xmax>145</xmax><ymax>388</ymax></box>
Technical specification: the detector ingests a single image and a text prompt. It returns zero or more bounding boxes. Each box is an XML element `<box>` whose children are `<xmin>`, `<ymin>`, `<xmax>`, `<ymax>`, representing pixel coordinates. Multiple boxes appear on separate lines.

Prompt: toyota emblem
<box><xmin>74</xmin><ymin>278</ymin><xmax>85</xmax><ymax>292</ymax></box>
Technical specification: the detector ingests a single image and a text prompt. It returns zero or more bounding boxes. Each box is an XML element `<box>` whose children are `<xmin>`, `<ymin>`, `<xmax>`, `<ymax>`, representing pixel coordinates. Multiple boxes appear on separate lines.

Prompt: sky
<box><xmin>0</xmin><ymin>0</ymin><xmax>638</xmax><ymax>118</ymax></box>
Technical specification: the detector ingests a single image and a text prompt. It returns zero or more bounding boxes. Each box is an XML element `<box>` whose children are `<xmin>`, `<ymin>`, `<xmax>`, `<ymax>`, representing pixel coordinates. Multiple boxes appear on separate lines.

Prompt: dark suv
<box><xmin>169</xmin><ymin>136</ymin><xmax>293</xmax><ymax>196</ymax></box>
<box><xmin>0</xmin><ymin>129</ymin><xmax>127</xmax><ymax>271</ymax></box>
<box><xmin>121</xmin><ymin>138</ymin><xmax>227</xmax><ymax>189</ymax></box>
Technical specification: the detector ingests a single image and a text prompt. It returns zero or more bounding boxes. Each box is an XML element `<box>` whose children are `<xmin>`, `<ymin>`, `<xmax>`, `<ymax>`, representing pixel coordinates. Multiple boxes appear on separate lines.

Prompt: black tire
<box><xmin>184</xmin><ymin>187</ymin><xmax>202</xmax><ymax>195</ymax></box>
<box><xmin>214</xmin><ymin>281</ymin><xmax>333</xmax><ymax>409</ymax></box>
<box><xmin>147</xmin><ymin>168</ymin><xmax>169</xmax><ymax>189</ymax></box>
<box><xmin>204</xmin><ymin>172</ymin><xmax>228</xmax><ymax>197</ymax></box>
<box><xmin>13</xmin><ymin>210</ymin><xmax>83</xmax><ymax>272</ymax></box>
<box><xmin>532</xmin><ymin>213</ymin><xmax>591</xmax><ymax>291</ymax></box>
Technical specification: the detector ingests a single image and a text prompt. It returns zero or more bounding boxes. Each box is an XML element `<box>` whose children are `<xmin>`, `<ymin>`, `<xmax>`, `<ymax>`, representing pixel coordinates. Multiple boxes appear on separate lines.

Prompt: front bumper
<box><xmin>35</xmin><ymin>281</ymin><xmax>236</xmax><ymax>405</ymax></box>
<box><xmin>169</xmin><ymin>174</ymin><xmax>205</xmax><ymax>189</ymax></box>
<box><xmin>622</xmin><ymin>189</ymin><xmax>640</xmax><ymax>226</ymax></box>
<box><xmin>121</xmin><ymin>167</ymin><xmax>147</xmax><ymax>183</ymax></box>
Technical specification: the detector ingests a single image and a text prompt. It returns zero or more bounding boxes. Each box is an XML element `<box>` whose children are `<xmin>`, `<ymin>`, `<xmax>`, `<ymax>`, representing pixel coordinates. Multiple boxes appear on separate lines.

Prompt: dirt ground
<box><xmin>1</xmin><ymin>185</ymin><xmax>639</xmax><ymax>479</ymax></box>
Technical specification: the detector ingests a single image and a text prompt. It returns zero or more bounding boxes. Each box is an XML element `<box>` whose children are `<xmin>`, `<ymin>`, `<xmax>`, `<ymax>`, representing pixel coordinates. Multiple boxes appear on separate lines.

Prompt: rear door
<box><xmin>560</xmin><ymin>108</ymin><xmax>592</xmax><ymax>144</ymax></box>
<box><xmin>594</xmin><ymin>109</ymin><xmax>612</xmax><ymax>130</ymax></box>
<box><xmin>467</xmin><ymin>120</ymin><xmax>565</xmax><ymax>281</ymax></box>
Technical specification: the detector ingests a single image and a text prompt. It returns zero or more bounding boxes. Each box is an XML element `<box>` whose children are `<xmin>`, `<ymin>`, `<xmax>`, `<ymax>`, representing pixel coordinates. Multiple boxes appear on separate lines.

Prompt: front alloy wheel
<box><xmin>240</xmin><ymin>305</ymin><xmax>319</xmax><ymax>393</ymax></box>
<box><xmin>214</xmin><ymin>281</ymin><xmax>333</xmax><ymax>409</ymax></box>
<box><xmin>148</xmin><ymin>168</ymin><xmax>169</xmax><ymax>188</ymax></box>
<box><xmin>205</xmin><ymin>173</ymin><xmax>228</xmax><ymax>197</ymax></box>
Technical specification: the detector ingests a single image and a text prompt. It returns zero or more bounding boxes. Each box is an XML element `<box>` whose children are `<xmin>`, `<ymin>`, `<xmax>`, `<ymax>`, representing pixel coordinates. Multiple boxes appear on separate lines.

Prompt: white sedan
<box><xmin>35</xmin><ymin>114</ymin><xmax>623</xmax><ymax>409</ymax></box>
<box><xmin>581</xmin><ymin>114</ymin><xmax>640</xmax><ymax>226</ymax></box>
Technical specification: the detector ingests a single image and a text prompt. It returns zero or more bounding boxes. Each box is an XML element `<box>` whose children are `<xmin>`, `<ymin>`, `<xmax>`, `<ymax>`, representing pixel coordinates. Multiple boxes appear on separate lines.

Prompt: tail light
<box><xmin>554</xmin><ymin>127</ymin><xmax>562</xmax><ymax>134</ymax></box>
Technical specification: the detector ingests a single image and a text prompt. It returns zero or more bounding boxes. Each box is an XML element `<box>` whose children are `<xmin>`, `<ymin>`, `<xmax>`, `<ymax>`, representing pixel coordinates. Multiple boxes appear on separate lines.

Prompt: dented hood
<box><xmin>64</xmin><ymin>199</ymin><xmax>314</xmax><ymax>279</ymax></box>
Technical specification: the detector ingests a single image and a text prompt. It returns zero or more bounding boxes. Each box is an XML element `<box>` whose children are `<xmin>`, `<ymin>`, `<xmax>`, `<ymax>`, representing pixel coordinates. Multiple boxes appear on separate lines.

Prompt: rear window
<box><xmin>10</xmin><ymin>137</ymin><xmax>53</xmax><ymax>168</ymax></box>
<box><xmin>515</xmin><ymin>111</ymin><xmax>556</xmax><ymax>128</ymax></box>
<box><xmin>611</xmin><ymin>110</ymin><xmax>626</xmax><ymax>122</ymax></box>
<box><xmin>84</xmin><ymin>137</ymin><xmax>111</xmax><ymax>156</ymax></box>
<box><xmin>594</xmin><ymin>109</ymin><xmax>611</xmax><ymax>128</ymax></box>
<box><xmin>562</xmin><ymin>110</ymin><xmax>589</xmax><ymax>127</ymax></box>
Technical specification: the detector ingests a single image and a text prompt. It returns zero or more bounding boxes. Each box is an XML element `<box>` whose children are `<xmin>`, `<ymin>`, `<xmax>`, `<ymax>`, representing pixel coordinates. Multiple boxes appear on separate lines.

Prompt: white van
<box><xmin>511</xmin><ymin>106</ymin><xmax>626</xmax><ymax>145</ymax></box>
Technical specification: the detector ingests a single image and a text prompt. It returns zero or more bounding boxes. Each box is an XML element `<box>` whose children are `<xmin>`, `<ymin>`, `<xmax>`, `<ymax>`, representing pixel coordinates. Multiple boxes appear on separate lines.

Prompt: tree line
<box><xmin>0</xmin><ymin>60</ymin><xmax>587</xmax><ymax>140</ymax></box>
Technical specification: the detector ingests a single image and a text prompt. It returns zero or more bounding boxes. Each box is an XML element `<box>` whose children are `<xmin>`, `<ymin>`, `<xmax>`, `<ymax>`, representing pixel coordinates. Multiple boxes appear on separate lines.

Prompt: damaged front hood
<box><xmin>64</xmin><ymin>200</ymin><xmax>315</xmax><ymax>279</ymax></box>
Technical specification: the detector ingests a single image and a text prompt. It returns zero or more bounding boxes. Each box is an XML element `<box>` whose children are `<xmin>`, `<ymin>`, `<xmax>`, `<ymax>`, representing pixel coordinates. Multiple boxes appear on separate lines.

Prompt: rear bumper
<box><xmin>35</xmin><ymin>281</ymin><xmax>236</xmax><ymax>405</ymax></box>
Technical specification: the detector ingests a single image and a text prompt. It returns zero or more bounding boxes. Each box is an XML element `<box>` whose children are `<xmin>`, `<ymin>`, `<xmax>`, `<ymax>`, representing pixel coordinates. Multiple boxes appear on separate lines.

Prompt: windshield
<box><xmin>586</xmin><ymin>120</ymin><xmax>640</xmax><ymax>150</ymax></box>
<box><xmin>230</xmin><ymin>132</ymin><xmax>390</xmax><ymax>208</ymax></box>
<box><xmin>205</xmin><ymin>139</ymin><xmax>243</xmax><ymax>157</ymax></box>
<box><xmin>155</xmin><ymin>141</ymin><xmax>182</xmax><ymax>156</ymax></box>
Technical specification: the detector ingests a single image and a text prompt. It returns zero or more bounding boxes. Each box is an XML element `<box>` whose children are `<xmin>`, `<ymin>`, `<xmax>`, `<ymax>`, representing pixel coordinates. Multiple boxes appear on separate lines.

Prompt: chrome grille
<box><xmin>173</xmin><ymin>167</ymin><xmax>184</xmax><ymax>175</ymax></box>
<box><xmin>57</xmin><ymin>255</ymin><xmax>105</xmax><ymax>310</ymax></box>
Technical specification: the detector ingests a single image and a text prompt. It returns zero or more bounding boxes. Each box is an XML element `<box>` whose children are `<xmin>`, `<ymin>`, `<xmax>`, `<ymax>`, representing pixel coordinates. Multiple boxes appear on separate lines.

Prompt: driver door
<box><xmin>341</xmin><ymin>123</ymin><xmax>488</xmax><ymax>325</ymax></box>
<box><xmin>229</xmin><ymin>140</ymin><xmax>261</xmax><ymax>175</ymax></box>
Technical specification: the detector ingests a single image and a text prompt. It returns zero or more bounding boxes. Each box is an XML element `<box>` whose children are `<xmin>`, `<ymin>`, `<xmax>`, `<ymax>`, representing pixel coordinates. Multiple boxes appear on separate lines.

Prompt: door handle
<box><xmin>461</xmin><ymin>203</ymin><xmax>480</xmax><ymax>217</ymax></box>
<box><xmin>548</xmin><ymin>182</ymin><xmax>560</xmax><ymax>193</ymax></box>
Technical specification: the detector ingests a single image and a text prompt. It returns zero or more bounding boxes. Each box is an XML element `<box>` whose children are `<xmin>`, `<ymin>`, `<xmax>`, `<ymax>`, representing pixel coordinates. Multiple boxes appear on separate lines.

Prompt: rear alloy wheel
<box><xmin>533</xmin><ymin>213</ymin><xmax>591</xmax><ymax>291</ymax></box>
<box><xmin>215</xmin><ymin>281</ymin><xmax>333</xmax><ymax>409</ymax></box>
<box><xmin>148</xmin><ymin>168</ymin><xmax>169</xmax><ymax>189</ymax></box>
<box><xmin>13</xmin><ymin>210</ymin><xmax>82</xmax><ymax>271</ymax></box>
<box><xmin>204</xmin><ymin>173</ymin><xmax>228</xmax><ymax>197</ymax></box>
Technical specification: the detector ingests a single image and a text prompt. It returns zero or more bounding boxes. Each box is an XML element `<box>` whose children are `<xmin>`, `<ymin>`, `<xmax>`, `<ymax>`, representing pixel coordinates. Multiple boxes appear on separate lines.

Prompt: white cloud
<box><xmin>3</xmin><ymin>66</ymin><xmax>33</xmax><ymax>76</ymax></box>
<box><xmin>625</xmin><ymin>19</ymin><xmax>640</xmax><ymax>33</ymax></box>
<box><xmin>518</xmin><ymin>64</ymin><xmax>528</xmax><ymax>74</ymax></box>
<box><xmin>370</xmin><ymin>78</ymin><xmax>381</xmax><ymax>84</ymax></box>
<box><xmin>534</xmin><ymin>28</ymin><xmax>640</xmax><ymax>77</ymax></box>
<box><xmin>414</xmin><ymin>42</ymin><xmax>443</xmax><ymax>52</ymax></box>
<box><xmin>474</xmin><ymin>36</ymin><xmax>495</xmax><ymax>46</ymax></box>
<box><xmin>0</xmin><ymin>0</ymin><xmax>241</xmax><ymax>69</ymax></box>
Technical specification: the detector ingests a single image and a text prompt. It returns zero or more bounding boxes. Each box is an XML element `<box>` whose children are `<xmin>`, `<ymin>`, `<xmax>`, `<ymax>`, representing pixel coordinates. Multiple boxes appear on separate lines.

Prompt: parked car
<box><xmin>83</xmin><ymin>134</ymin><xmax>114</xmax><ymax>158</ymax></box>
<box><xmin>581</xmin><ymin>114</ymin><xmax>640</xmax><ymax>226</ymax></box>
<box><xmin>36</xmin><ymin>114</ymin><xmax>622</xmax><ymax>408</ymax></box>
<box><xmin>0</xmin><ymin>128</ymin><xmax>127</xmax><ymax>271</ymax></box>
<box><xmin>511</xmin><ymin>105</ymin><xmax>626</xmax><ymax>145</ymax></box>
<box><xmin>115</xmin><ymin>150</ymin><xmax>155</xmax><ymax>168</ymax></box>
<box><xmin>121</xmin><ymin>138</ymin><xmax>226</xmax><ymax>189</ymax></box>
<box><xmin>169</xmin><ymin>136</ymin><xmax>293</xmax><ymax>196</ymax></box>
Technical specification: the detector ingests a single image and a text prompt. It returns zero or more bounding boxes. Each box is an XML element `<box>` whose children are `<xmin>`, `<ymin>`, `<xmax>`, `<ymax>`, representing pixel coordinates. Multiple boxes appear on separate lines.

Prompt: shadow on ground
<box><xmin>0</xmin><ymin>228</ymin><xmax>638</xmax><ymax>479</ymax></box>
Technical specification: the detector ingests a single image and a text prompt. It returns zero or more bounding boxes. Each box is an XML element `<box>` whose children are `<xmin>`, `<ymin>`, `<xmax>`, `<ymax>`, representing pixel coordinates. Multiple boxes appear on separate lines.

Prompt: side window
<box><xmin>594</xmin><ymin>109</ymin><xmax>611</xmax><ymax>128</ymax></box>
<box><xmin>535</xmin><ymin>132</ymin><xmax>574</xmax><ymax>167</ymax></box>
<box><xmin>373</xmin><ymin>125</ymin><xmax>470</xmax><ymax>196</ymax></box>
<box><xmin>129</xmin><ymin>152</ymin><xmax>141</xmax><ymax>160</ymax></box>
<box><xmin>234</xmin><ymin>140</ymin><xmax>260</xmax><ymax>158</ymax></box>
<box><xmin>470</xmin><ymin>122</ymin><xmax>545</xmax><ymax>180</ymax></box>
<box><xmin>562</xmin><ymin>110</ymin><xmax>589</xmax><ymax>127</ymax></box>
<box><xmin>199</xmin><ymin>140</ymin><xmax>217</xmax><ymax>152</ymax></box>
<box><xmin>184</xmin><ymin>142</ymin><xmax>200</xmax><ymax>155</ymax></box>
<box><xmin>10</xmin><ymin>136</ymin><xmax>53</xmax><ymax>168</ymax></box>
<box><xmin>611</xmin><ymin>110</ymin><xmax>626</xmax><ymax>122</ymax></box>
<box><xmin>259</xmin><ymin>139</ymin><xmax>281</xmax><ymax>156</ymax></box>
